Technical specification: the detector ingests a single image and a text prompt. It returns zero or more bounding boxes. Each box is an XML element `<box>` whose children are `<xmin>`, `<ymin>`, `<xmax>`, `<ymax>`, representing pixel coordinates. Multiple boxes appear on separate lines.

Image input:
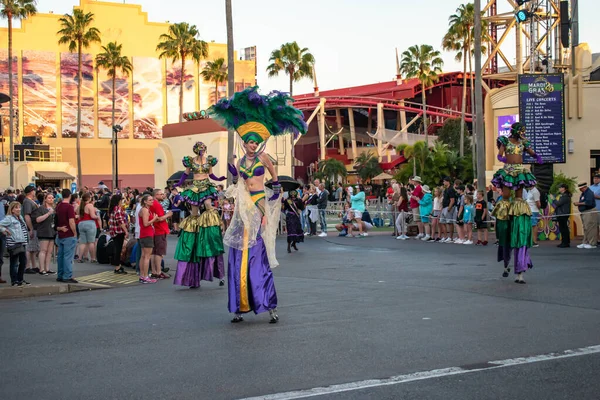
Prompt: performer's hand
<box><xmin>497</xmin><ymin>154</ymin><xmax>507</xmax><ymax>163</ymax></box>
<box><xmin>227</xmin><ymin>163</ymin><xmax>238</xmax><ymax>177</ymax></box>
<box><xmin>535</xmin><ymin>154</ymin><xmax>543</xmax><ymax>164</ymax></box>
<box><xmin>268</xmin><ymin>192</ymin><xmax>280</xmax><ymax>201</ymax></box>
<box><xmin>261</xmin><ymin>215</ymin><xmax>267</xmax><ymax>227</ymax></box>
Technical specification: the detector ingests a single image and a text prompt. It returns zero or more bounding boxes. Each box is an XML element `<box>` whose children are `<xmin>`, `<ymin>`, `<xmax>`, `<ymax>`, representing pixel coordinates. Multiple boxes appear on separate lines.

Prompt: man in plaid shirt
<box><xmin>108</xmin><ymin>197</ymin><xmax>129</xmax><ymax>274</ymax></box>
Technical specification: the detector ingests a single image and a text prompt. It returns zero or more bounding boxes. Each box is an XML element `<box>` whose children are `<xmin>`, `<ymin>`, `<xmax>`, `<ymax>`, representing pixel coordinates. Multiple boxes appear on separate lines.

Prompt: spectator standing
<box><xmin>77</xmin><ymin>193</ymin><xmax>101</xmax><ymax>263</ymax></box>
<box><xmin>526</xmin><ymin>185</ymin><xmax>542</xmax><ymax>247</ymax></box>
<box><xmin>0</xmin><ymin>202</ymin><xmax>30</xmax><ymax>286</ymax></box>
<box><xmin>575</xmin><ymin>182</ymin><xmax>598</xmax><ymax>249</ymax></box>
<box><xmin>108</xmin><ymin>194</ymin><xmax>129</xmax><ymax>274</ymax></box>
<box><xmin>22</xmin><ymin>186</ymin><xmax>40</xmax><ymax>274</ymax></box>
<box><xmin>395</xmin><ymin>186</ymin><xmax>410</xmax><ymax>240</ymax></box>
<box><xmin>440</xmin><ymin>177</ymin><xmax>457</xmax><ymax>243</ymax></box>
<box><xmin>305</xmin><ymin>185</ymin><xmax>318</xmax><ymax>236</ymax></box>
<box><xmin>335</xmin><ymin>182</ymin><xmax>343</xmax><ymax>203</ymax></box>
<box><xmin>591</xmin><ymin>174</ymin><xmax>600</xmax><ymax>236</ymax></box>
<box><xmin>552</xmin><ymin>184</ymin><xmax>572</xmax><ymax>248</ymax></box>
<box><xmin>170</xmin><ymin>188</ymin><xmax>183</xmax><ymax>234</ymax></box>
<box><xmin>317</xmin><ymin>183</ymin><xmax>329</xmax><ymax>237</ymax></box>
<box><xmin>149</xmin><ymin>189</ymin><xmax>172</xmax><ymax>279</ymax></box>
<box><xmin>419</xmin><ymin>185</ymin><xmax>433</xmax><ymax>241</ymax></box>
<box><xmin>138</xmin><ymin>194</ymin><xmax>158</xmax><ymax>283</ymax></box>
<box><xmin>409</xmin><ymin>177</ymin><xmax>424</xmax><ymax>239</ymax></box>
<box><xmin>463</xmin><ymin>195</ymin><xmax>475</xmax><ymax>245</ymax></box>
<box><xmin>55</xmin><ymin>189</ymin><xmax>78</xmax><ymax>283</ymax></box>
<box><xmin>474</xmin><ymin>190</ymin><xmax>489</xmax><ymax>246</ymax></box>
<box><xmin>431</xmin><ymin>187</ymin><xmax>443</xmax><ymax>241</ymax></box>
<box><xmin>31</xmin><ymin>193</ymin><xmax>56</xmax><ymax>275</ymax></box>
<box><xmin>350</xmin><ymin>185</ymin><xmax>367</xmax><ymax>237</ymax></box>
<box><xmin>391</xmin><ymin>183</ymin><xmax>401</xmax><ymax>237</ymax></box>
<box><xmin>454</xmin><ymin>185</ymin><xmax>466</xmax><ymax>244</ymax></box>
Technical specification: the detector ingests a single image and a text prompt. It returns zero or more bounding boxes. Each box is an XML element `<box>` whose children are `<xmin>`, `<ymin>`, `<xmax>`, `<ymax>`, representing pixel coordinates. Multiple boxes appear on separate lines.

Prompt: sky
<box><xmin>15</xmin><ymin>0</ymin><xmax>600</xmax><ymax>95</ymax></box>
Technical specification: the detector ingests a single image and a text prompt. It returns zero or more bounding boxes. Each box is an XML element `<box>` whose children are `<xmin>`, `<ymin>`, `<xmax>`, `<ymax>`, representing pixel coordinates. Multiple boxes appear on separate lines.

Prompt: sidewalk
<box><xmin>0</xmin><ymin>258</ymin><xmax>115</xmax><ymax>300</ymax></box>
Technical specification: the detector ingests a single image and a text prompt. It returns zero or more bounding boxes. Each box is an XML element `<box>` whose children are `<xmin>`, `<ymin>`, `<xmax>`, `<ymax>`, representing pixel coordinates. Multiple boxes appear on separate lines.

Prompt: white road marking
<box><xmin>237</xmin><ymin>345</ymin><xmax>600</xmax><ymax>400</ymax></box>
<box><xmin>422</xmin><ymin>317</ymin><xmax>431</xmax><ymax>320</ymax></box>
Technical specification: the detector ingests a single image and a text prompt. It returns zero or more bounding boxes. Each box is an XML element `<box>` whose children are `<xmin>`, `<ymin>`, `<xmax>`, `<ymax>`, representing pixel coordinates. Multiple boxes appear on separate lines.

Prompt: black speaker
<box><xmin>560</xmin><ymin>1</ymin><xmax>570</xmax><ymax>48</ymax></box>
<box><xmin>22</xmin><ymin>136</ymin><xmax>37</xmax><ymax>145</ymax></box>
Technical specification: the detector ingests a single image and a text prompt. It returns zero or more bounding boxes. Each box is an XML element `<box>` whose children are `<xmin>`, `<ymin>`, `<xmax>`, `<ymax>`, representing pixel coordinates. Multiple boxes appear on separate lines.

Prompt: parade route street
<box><xmin>1</xmin><ymin>235</ymin><xmax>600</xmax><ymax>400</ymax></box>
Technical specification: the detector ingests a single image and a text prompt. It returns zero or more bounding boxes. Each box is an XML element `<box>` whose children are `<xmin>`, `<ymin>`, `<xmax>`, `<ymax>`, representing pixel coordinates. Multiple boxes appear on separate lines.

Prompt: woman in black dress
<box><xmin>283</xmin><ymin>190</ymin><xmax>305</xmax><ymax>253</ymax></box>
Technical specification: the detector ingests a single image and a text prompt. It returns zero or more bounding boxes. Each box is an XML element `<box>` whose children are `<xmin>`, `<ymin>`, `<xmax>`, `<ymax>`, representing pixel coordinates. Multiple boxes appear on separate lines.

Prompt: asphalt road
<box><xmin>1</xmin><ymin>235</ymin><xmax>599</xmax><ymax>400</ymax></box>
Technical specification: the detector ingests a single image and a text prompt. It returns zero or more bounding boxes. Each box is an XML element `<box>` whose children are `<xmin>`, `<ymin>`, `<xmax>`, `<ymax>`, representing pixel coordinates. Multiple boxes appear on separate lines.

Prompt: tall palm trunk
<box><xmin>422</xmin><ymin>86</ymin><xmax>428</xmax><ymax>147</ymax></box>
<box><xmin>215</xmin><ymin>81</ymin><xmax>219</xmax><ymax>104</ymax></box>
<box><xmin>179</xmin><ymin>54</ymin><xmax>185</xmax><ymax>123</ymax></box>
<box><xmin>111</xmin><ymin>76</ymin><xmax>116</xmax><ymax>189</ymax></box>
<box><xmin>459</xmin><ymin>44</ymin><xmax>468</xmax><ymax>157</ymax></box>
<box><xmin>7</xmin><ymin>15</ymin><xmax>14</xmax><ymax>186</ymax></box>
<box><xmin>289</xmin><ymin>71</ymin><xmax>293</xmax><ymax>95</ymax></box>
<box><xmin>468</xmin><ymin>38</ymin><xmax>476</xmax><ymax>177</ymax></box>
<box><xmin>76</xmin><ymin>41</ymin><xmax>83</xmax><ymax>187</ymax></box>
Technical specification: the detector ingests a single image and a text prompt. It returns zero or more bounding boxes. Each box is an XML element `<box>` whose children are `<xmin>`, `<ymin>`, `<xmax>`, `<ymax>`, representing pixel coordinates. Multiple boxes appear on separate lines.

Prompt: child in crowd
<box><xmin>222</xmin><ymin>198</ymin><xmax>233</xmax><ymax>230</ymax></box>
<box><xmin>431</xmin><ymin>187</ymin><xmax>443</xmax><ymax>241</ymax></box>
<box><xmin>418</xmin><ymin>185</ymin><xmax>433</xmax><ymax>241</ymax></box>
<box><xmin>474</xmin><ymin>190</ymin><xmax>489</xmax><ymax>246</ymax></box>
<box><xmin>454</xmin><ymin>185</ymin><xmax>466</xmax><ymax>244</ymax></box>
<box><xmin>462</xmin><ymin>195</ymin><xmax>474</xmax><ymax>245</ymax></box>
<box><xmin>335</xmin><ymin>203</ymin><xmax>353</xmax><ymax>237</ymax></box>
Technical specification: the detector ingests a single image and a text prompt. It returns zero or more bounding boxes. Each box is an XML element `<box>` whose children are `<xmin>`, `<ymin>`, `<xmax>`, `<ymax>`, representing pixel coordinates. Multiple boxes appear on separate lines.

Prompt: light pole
<box><xmin>474</xmin><ymin>0</ymin><xmax>486</xmax><ymax>188</ymax></box>
<box><xmin>112</xmin><ymin>124</ymin><xmax>123</xmax><ymax>190</ymax></box>
<box><xmin>225</xmin><ymin>0</ymin><xmax>235</xmax><ymax>185</ymax></box>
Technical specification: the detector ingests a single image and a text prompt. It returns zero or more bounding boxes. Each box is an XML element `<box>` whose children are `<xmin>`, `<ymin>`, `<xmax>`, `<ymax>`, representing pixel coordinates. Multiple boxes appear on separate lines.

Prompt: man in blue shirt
<box><xmin>590</xmin><ymin>174</ymin><xmax>600</xmax><ymax>230</ymax></box>
<box><xmin>575</xmin><ymin>182</ymin><xmax>598</xmax><ymax>249</ymax></box>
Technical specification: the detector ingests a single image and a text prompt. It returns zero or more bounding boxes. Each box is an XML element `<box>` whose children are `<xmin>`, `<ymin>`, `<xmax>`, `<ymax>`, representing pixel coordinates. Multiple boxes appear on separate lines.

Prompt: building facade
<box><xmin>0</xmin><ymin>0</ymin><xmax>256</xmax><ymax>189</ymax></box>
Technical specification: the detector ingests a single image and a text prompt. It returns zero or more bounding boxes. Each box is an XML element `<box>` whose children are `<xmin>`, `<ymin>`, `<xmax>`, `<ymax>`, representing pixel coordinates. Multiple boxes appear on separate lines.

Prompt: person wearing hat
<box><xmin>210</xmin><ymin>86</ymin><xmax>307</xmax><ymax>323</ymax></box>
<box><xmin>574</xmin><ymin>182</ymin><xmax>598</xmax><ymax>249</ymax></box>
<box><xmin>491</xmin><ymin>122</ymin><xmax>543</xmax><ymax>284</ymax></box>
<box><xmin>552</xmin><ymin>183</ymin><xmax>572</xmax><ymax>248</ymax></box>
<box><xmin>409</xmin><ymin>176</ymin><xmax>425</xmax><ymax>239</ymax></box>
<box><xmin>418</xmin><ymin>185</ymin><xmax>433</xmax><ymax>241</ymax></box>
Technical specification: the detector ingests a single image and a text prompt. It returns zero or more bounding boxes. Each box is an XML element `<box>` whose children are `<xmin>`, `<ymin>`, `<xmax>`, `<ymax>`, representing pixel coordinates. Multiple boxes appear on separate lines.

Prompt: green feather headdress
<box><xmin>208</xmin><ymin>86</ymin><xmax>308</xmax><ymax>144</ymax></box>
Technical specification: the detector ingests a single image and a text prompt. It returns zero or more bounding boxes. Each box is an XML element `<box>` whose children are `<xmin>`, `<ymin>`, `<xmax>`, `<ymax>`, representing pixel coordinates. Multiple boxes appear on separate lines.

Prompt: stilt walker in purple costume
<box><xmin>172</xmin><ymin>142</ymin><xmax>226</xmax><ymax>289</ymax></box>
<box><xmin>491</xmin><ymin>123</ymin><xmax>543</xmax><ymax>284</ymax></box>
<box><xmin>209</xmin><ymin>87</ymin><xmax>307</xmax><ymax>323</ymax></box>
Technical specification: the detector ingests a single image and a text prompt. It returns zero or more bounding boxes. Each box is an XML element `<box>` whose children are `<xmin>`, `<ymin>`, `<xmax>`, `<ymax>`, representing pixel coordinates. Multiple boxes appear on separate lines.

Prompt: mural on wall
<box><xmin>166</xmin><ymin>59</ymin><xmax>196</xmax><ymax>124</ymax></box>
<box><xmin>132</xmin><ymin>57</ymin><xmax>163</xmax><ymax>139</ymax></box>
<box><xmin>97</xmin><ymin>68</ymin><xmax>129</xmax><ymax>139</ymax></box>
<box><xmin>60</xmin><ymin>52</ymin><xmax>94</xmax><ymax>138</ymax></box>
<box><xmin>0</xmin><ymin>49</ymin><xmax>20</xmax><ymax>139</ymax></box>
<box><xmin>22</xmin><ymin>50</ymin><xmax>57</xmax><ymax>138</ymax></box>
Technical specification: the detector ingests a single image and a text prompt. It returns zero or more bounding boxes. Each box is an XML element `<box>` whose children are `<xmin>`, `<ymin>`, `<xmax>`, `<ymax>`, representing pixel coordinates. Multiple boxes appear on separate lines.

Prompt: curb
<box><xmin>0</xmin><ymin>282</ymin><xmax>111</xmax><ymax>300</ymax></box>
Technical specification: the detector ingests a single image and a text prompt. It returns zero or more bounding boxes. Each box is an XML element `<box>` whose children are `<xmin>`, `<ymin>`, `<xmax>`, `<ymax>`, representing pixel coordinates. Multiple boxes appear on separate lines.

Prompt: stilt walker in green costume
<box><xmin>172</xmin><ymin>142</ymin><xmax>226</xmax><ymax>289</ymax></box>
<box><xmin>491</xmin><ymin>123</ymin><xmax>543</xmax><ymax>284</ymax></box>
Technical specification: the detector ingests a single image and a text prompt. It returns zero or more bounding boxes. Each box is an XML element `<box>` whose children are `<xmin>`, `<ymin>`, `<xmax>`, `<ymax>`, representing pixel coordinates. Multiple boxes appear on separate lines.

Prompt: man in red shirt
<box><xmin>150</xmin><ymin>189</ymin><xmax>172</xmax><ymax>279</ymax></box>
<box><xmin>55</xmin><ymin>189</ymin><xmax>78</xmax><ymax>283</ymax></box>
<box><xmin>386</xmin><ymin>179</ymin><xmax>396</xmax><ymax>228</ymax></box>
<box><xmin>410</xmin><ymin>176</ymin><xmax>425</xmax><ymax>239</ymax></box>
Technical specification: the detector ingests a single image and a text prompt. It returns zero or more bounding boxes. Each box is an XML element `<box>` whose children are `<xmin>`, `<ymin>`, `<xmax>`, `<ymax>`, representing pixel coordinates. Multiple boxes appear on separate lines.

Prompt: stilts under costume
<box><xmin>173</xmin><ymin>142</ymin><xmax>226</xmax><ymax>288</ymax></box>
<box><xmin>209</xmin><ymin>86</ymin><xmax>307</xmax><ymax>323</ymax></box>
<box><xmin>491</xmin><ymin>123</ymin><xmax>542</xmax><ymax>284</ymax></box>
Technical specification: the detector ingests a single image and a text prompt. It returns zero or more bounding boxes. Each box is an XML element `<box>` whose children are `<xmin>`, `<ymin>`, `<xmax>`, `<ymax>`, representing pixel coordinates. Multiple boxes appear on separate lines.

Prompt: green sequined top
<box><xmin>497</xmin><ymin>136</ymin><xmax>530</xmax><ymax>156</ymax></box>
<box><xmin>182</xmin><ymin>155</ymin><xmax>218</xmax><ymax>174</ymax></box>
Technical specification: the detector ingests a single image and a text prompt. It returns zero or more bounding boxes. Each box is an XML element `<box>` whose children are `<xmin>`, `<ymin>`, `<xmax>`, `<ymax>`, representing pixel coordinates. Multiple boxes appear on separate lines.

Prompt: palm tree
<box><xmin>354</xmin><ymin>151</ymin><xmax>382</xmax><ymax>183</ymax></box>
<box><xmin>266</xmin><ymin>41</ymin><xmax>314</xmax><ymax>95</ymax></box>
<box><xmin>95</xmin><ymin>41</ymin><xmax>133</xmax><ymax>188</ymax></box>
<box><xmin>319</xmin><ymin>158</ymin><xmax>347</xmax><ymax>184</ymax></box>
<box><xmin>201</xmin><ymin>58</ymin><xmax>228</xmax><ymax>105</ymax></box>
<box><xmin>57</xmin><ymin>9</ymin><xmax>101</xmax><ymax>187</ymax></box>
<box><xmin>1</xmin><ymin>0</ymin><xmax>37</xmax><ymax>186</ymax></box>
<box><xmin>400</xmin><ymin>44</ymin><xmax>444</xmax><ymax>147</ymax></box>
<box><xmin>442</xmin><ymin>3</ymin><xmax>487</xmax><ymax>157</ymax></box>
<box><xmin>157</xmin><ymin>22</ymin><xmax>208</xmax><ymax>122</ymax></box>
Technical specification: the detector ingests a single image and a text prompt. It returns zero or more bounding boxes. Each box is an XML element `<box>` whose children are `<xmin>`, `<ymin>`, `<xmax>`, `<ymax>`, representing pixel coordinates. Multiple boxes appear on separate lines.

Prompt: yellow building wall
<box><xmin>0</xmin><ymin>0</ymin><xmax>255</xmax><ymax>188</ymax></box>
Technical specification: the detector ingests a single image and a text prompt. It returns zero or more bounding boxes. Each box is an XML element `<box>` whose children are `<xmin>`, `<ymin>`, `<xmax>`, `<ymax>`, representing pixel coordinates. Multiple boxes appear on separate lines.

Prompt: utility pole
<box><xmin>225</xmin><ymin>0</ymin><xmax>235</xmax><ymax>185</ymax></box>
<box><xmin>474</xmin><ymin>0</ymin><xmax>486</xmax><ymax>188</ymax></box>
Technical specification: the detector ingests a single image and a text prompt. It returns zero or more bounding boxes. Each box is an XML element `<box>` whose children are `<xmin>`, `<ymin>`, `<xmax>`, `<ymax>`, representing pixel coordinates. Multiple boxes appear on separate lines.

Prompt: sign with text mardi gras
<box><xmin>518</xmin><ymin>73</ymin><xmax>566</xmax><ymax>164</ymax></box>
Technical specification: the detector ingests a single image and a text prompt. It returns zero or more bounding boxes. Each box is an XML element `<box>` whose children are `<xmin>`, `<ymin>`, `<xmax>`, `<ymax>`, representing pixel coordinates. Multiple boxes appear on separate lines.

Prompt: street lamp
<box><xmin>112</xmin><ymin>124</ymin><xmax>123</xmax><ymax>190</ymax></box>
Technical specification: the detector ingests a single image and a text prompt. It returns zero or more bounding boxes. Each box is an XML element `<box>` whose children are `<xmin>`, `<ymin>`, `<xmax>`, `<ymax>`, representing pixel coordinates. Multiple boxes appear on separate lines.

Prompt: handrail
<box><xmin>2</xmin><ymin>147</ymin><xmax>63</xmax><ymax>162</ymax></box>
